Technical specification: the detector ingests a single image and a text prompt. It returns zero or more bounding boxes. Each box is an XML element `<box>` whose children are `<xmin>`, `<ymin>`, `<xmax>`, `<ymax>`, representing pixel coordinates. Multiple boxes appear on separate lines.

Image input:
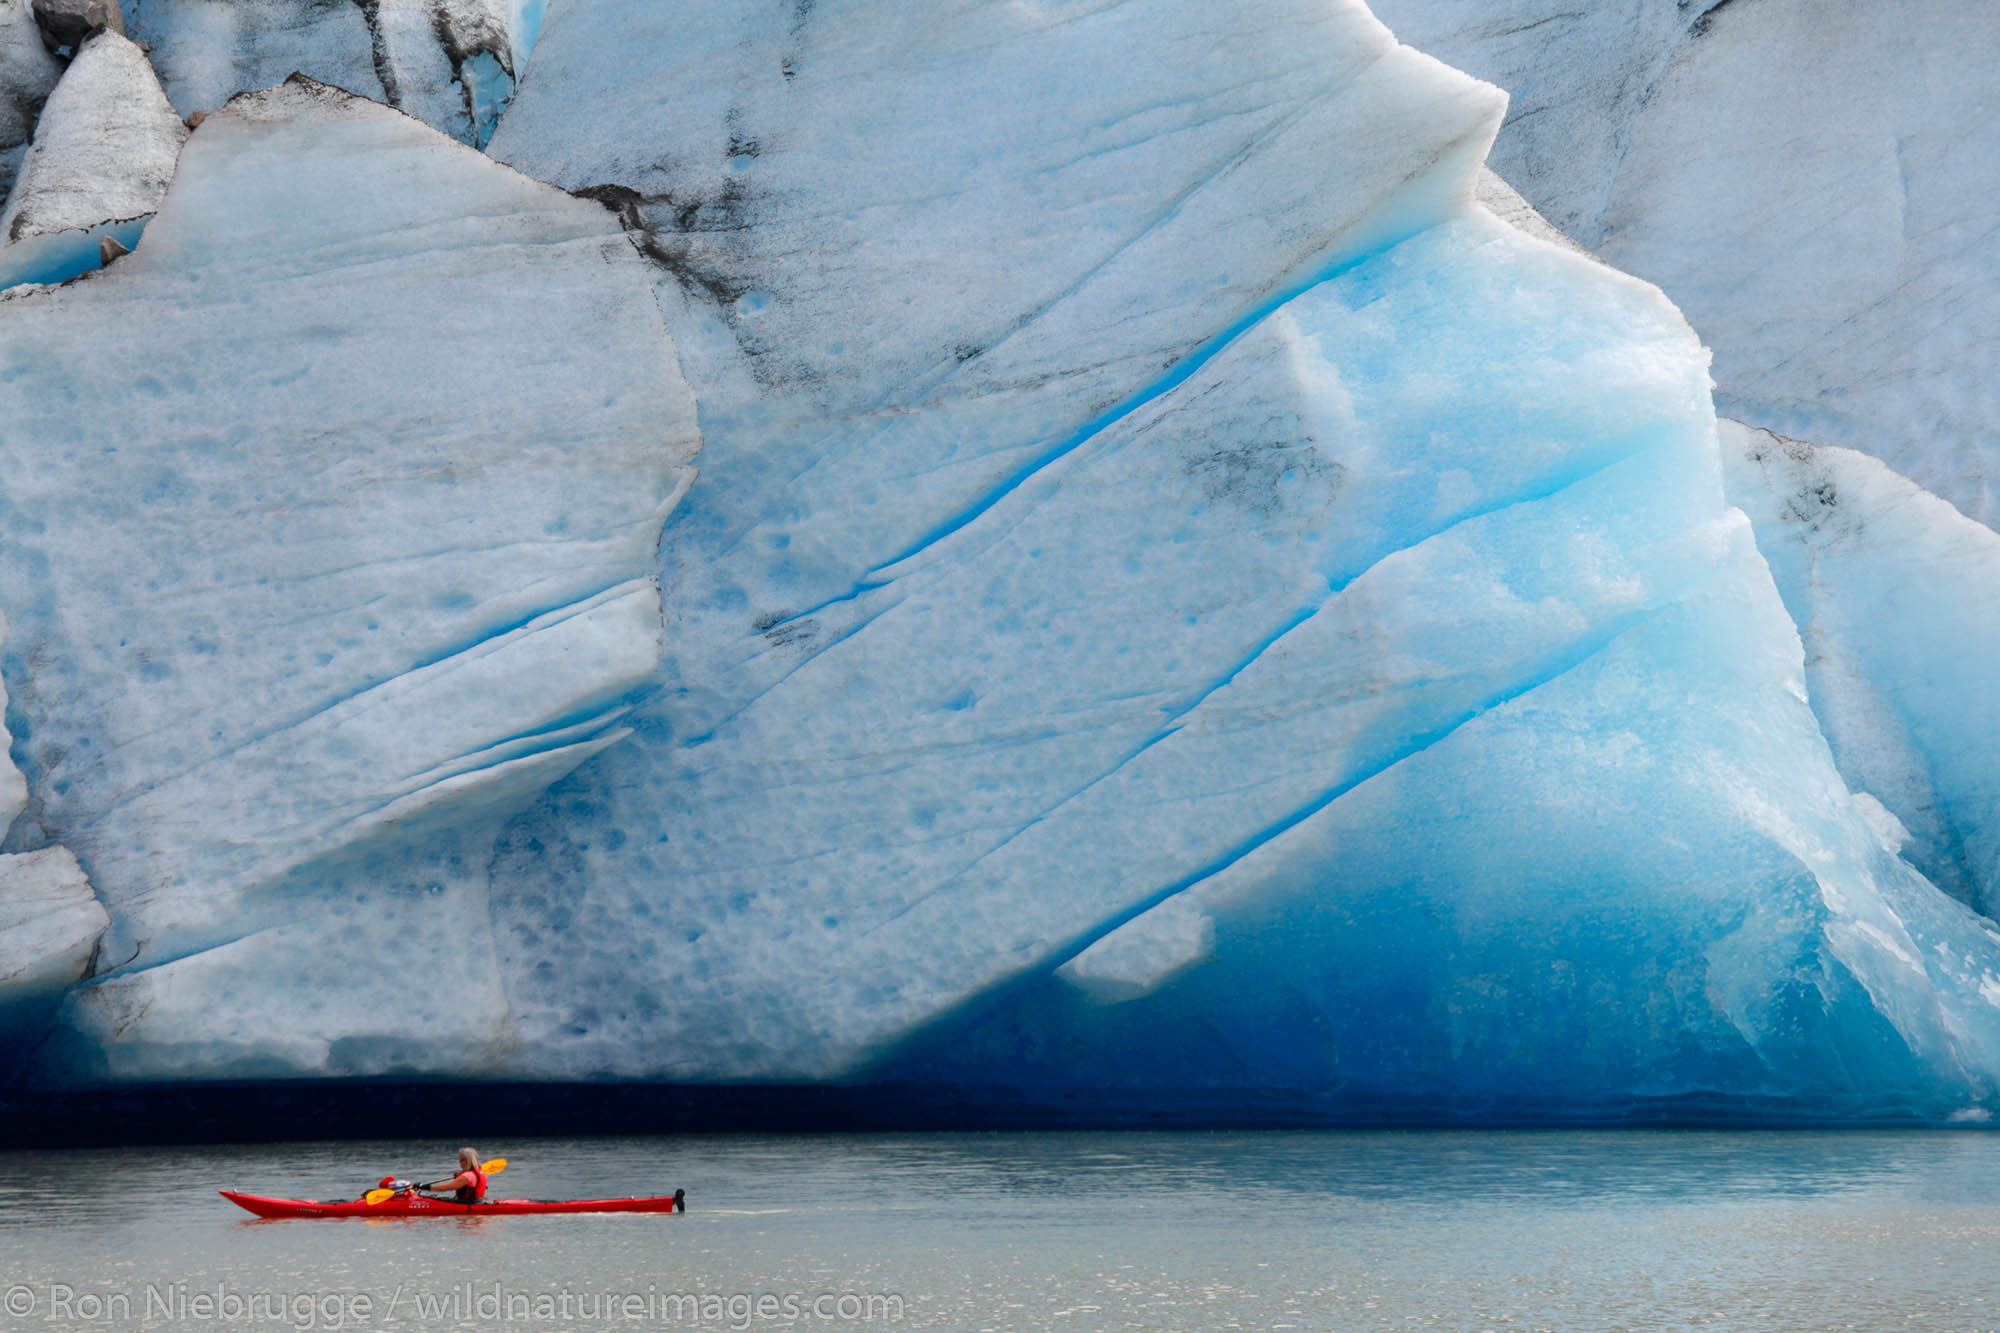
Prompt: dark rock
<box><xmin>96</xmin><ymin>233</ymin><xmax>127</xmax><ymax>265</ymax></box>
<box><xmin>30</xmin><ymin>0</ymin><xmax>123</xmax><ymax>52</ymax></box>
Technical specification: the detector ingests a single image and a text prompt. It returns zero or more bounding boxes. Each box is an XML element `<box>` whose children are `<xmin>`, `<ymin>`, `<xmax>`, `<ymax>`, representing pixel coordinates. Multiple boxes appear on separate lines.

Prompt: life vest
<box><xmin>454</xmin><ymin>1166</ymin><xmax>488</xmax><ymax>1204</ymax></box>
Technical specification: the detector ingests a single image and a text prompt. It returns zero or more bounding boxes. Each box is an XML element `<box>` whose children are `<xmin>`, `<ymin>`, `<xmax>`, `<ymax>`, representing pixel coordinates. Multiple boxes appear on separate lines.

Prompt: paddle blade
<box><xmin>483</xmin><ymin>1158</ymin><xmax>507</xmax><ymax>1174</ymax></box>
<box><xmin>363</xmin><ymin>1189</ymin><xmax>396</xmax><ymax>1206</ymax></box>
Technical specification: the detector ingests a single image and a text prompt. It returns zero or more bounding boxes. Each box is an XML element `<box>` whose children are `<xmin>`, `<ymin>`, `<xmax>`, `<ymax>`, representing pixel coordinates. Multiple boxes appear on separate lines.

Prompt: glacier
<box><xmin>490</xmin><ymin>197</ymin><xmax>2000</xmax><ymax>1114</ymax></box>
<box><xmin>0</xmin><ymin>76</ymin><xmax>697</xmax><ymax>1080</ymax></box>
<box><xmin>124</xmin><ymin>0</ymin><xmax>542</xmax><ymax>147</ymax></box>
<box><xmin>0</xmin><ymin>0</ymin><xmax>61</xmax><ymax>204</ymax></box>
<box><xmin>0</xmin><ymin>612</ymin><xmax>103</xmax><ymax>1082</ymax></box>
<box><xmin>1722</xmin><ymin>425</ymin><xmax>2000</xmax><ymax>921</ymax></box>
<box><xmin>0</xmin><ymin>0</ymin><xmax>1995</xmax><ymax>1125</ymax></box>
<box><xmin>1368</xmin><ymin>0</ymin><xmax>2000</xmax><ymax>527</ymax></box>
<box><xmin>0</xmin><ymin>27</ymin><xmax>185</xmax><ymax>290</ymax></box>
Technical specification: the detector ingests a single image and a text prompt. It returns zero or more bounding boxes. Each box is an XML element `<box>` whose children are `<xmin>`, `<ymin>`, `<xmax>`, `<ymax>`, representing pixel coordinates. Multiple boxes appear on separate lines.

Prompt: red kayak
<box><xmin>220</xmin><ymin>1188</ymin><xmax>685</xmax><ymax>1219</ymax></box>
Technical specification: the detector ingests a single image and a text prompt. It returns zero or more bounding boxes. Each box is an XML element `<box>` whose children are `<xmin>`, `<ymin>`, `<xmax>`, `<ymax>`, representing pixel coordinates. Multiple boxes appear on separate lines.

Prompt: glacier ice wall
<box><xmin>1724</xmin><ymin>424</ymin><xmax>2000</xmax><ymax>922</ymax></box>
<box><xmin>0</xmin><ymin>0</ymin><xmax>1993</xmax><ymax>1119</ymax></box>
<box><xmin>0</xmin><ymin>0</ymin><xmax>61</xmax><ymax>204</ymax></box>
<box><xmin>479</xmin><ymin>0</ymin><xmax>2000</xmax><ymax>1114</ymax></box>
<box><xmin>478</xmin><ymin>0</ymin><xmax>1509</xmax><ymax>1080</ymax></box>
<box><xmin>1368</xmin><ymin>0</ymin><xmax>2000</xmax><ymax>526</ymax></box>
<box><xmin>489</xmin><ymin>0</ymin><xmax>1504</xmax><ymax>637</ymax></box>
<box><xmin>1473</xmin><ymin>168</ymin><xmax>1597</xmax><ymax>266</ymax></box>
<box><xmin>123</xmin><ymin>0</ymin><xmax>536</xmax><ymax>147</ymax></box>
<box><xmin>493</xmin><ymin>194</ymin><xmax>2000</xmax><ymax>1115</ymax></box>
<box><xmin>877</xmin><ymin>229</ymin><xmax>2000</xmax><ymax>1112</ymax></box>
<box><xmin>0</xmin><ymin>27</ymin><xmax>185</xmax><ymax>289</ymax></box>
<box><xmin>0</xmin><ymin>77</ymin><xmax>699</xmax><ymax>1079</ymax></box>
<box><xmin>0</xmin><ymin>846</ymin><xmax>100</xmax><ymax>1077</ymax></box>
<box><xmin>0</xmin><ymin>614</ymin><xmax>104</xmax><ymax>1079</ymax></box>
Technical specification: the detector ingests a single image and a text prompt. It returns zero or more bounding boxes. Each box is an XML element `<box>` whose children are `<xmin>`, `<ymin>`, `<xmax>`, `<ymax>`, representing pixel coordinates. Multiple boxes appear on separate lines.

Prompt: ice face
<box><xmin>475</xmin><ymin>202</ymin><xmax>2000</xmax><ymax>1117</ymax></box>
<box><xmin>484</xmin><ymin>0</ymin><xmax>1508</xmax><ymax>803</ymax></box>
<box><xmin>3</xmin><ymin>1</ymin><xmax>1998</xmax><ymax>1119</ymax></box>
<box><xmin>1473</xmin><ymin>168</ymin><xmax>1598</xmax><ymax>265</ymax></box>
<box><xmin>0</xmin><ymin>0</ymin><xmax>61</xmax><ymax>204</ymax></box>
<box><xmin>1369</xmin><ymin>0</ymin><xmax>2000</xmax><ymax>526</ymax></box>
<box><xmin>473</xmin><ymin>0</ymin><xmax>1505</xmax><ymax>1078</ymax></box>
<box><xmin>46</xmin><ymin>829</ymin><xmax>513</xmax><ymax>1082</ymax></box>
<box><xmin>0</xmin><ymin>616</ymin><xmax>22</xmax><ymax>837</ymax></box>
<box><xmin>0</xmin><ymin>28</ymin><xmax>185</xmax><ymax>289</ymax></box>
<box><xmin>0</xmin><ymin>846</ymin><xmax>101</xmax><ymax>1074</ymax></box>
<box><xmin>1723</xmin><ymin>424</ymin><xmax>2000</xmax><ymax>922</ymax></box>
<box><xmin>0</xmin><ymin>614</ymin><xmax>104</xmax><ymax>1079</ymax></box>
<box><xmin>889</xmin><ymin>573</ymin><xmax>2000</xmax><ymax>1118</ymax></box>
<box><xmin>0</xmin><ymin>78</ymin><xmax>698</xmax><ymax>1014</ymax></box>
<box><xmin>488</xmin><ymin>206</ymin><xmax>1737</xmax><ymax>1080</ymax></box>
<box><xmin>476</xmin><ymin>0</ymin><xmax>2000</xmax><ymax>1112</ymax></box>
<box><xmin>123</xmin><ymin>0</ymin><xmax>533</xmax><ymax>147</ymax></box>
<box><xmin>489</xmin><ymin>0</ymin><xmax>1505</xmax><ymax>659</ymax></box>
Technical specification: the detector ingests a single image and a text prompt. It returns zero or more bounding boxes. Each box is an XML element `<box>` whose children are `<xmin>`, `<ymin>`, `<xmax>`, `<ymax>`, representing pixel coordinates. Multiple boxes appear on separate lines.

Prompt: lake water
<box><xmin>1</xmin><ymin>1131</ymin><xmax>1998</xmax><ymax>1331</ymax></box>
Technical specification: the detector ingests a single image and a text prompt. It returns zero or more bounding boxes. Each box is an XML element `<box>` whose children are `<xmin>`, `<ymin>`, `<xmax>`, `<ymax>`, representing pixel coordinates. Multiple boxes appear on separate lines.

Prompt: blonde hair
<box><xmin>459</xmin><ymin>1147</ymin><xmax>478</xmax><ymax>1168</ymax></box>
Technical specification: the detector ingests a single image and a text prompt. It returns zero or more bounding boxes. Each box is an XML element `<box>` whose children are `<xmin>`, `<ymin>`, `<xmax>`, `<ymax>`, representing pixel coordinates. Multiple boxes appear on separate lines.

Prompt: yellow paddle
<box><xmin>365</xmin><ymin>1158</ymin><xmax>507</xmax><ymax>1206</ymax></box>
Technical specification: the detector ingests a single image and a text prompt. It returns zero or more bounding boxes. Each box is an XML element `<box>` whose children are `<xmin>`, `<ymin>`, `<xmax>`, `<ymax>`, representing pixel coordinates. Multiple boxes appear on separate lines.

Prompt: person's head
<box><xmin>459</xmin><ymin>1147</ymin><xmax>478</xmax><ymax>1170</ymax></box>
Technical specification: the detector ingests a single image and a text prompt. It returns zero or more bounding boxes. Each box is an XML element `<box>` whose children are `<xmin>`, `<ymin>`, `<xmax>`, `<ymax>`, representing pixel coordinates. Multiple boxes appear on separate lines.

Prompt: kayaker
<box><xmin>414</xmin><ymin>1148</ymin><xmax>488</xmax><ymax>1204</ymax></box>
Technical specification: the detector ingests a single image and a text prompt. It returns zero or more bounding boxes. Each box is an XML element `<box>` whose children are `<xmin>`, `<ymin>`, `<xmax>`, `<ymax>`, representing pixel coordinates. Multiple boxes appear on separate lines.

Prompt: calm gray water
<box><xmin>1</xmin><ymin>1131</ymin><xmax>1999</xmax><ymax>1331</ymax></box>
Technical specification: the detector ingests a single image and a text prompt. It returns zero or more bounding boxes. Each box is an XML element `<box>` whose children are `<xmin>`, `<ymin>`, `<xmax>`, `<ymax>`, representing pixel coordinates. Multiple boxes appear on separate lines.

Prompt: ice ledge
<box><xmin>92</xmin><ymin>578</ymin><xmax>670</xmax><ymax>976</ymax></box>
<box><xmin>0</xmin><ymin>846</ymin><xmax>103</xmax><ymax>995</ymax></box>
<box><xmin>0</xmin><ymin>77</ymin><xmax>701</xmax><ymax>1029</ymax></box>
<box><xmin>0</xmin><ymin>612</ymin><xmax>105</xmax><ymax>1074</ymax></box>
<box><xmin>0</xmin><ymin>0</ymin><xmax>61</xmax><ymax>204</ymax></box>
<box><xmin>1722</xmin><ymin>421</ymin><xmax>2000</xmax><ymax>919</ymax></box>
<box><xmin>0</xmin><ymin>843</ymin><xmax>105</xmax><ymax>1083</ymax></box>
<box><xmin>0</xmin><ymin>29</ymin><xmax>185</xmax><ymax>290</ymax></box>
<box><xmin>125</xmin><ymin>0</ymin><xmax>540</xmax><ymax>149</ymax></box>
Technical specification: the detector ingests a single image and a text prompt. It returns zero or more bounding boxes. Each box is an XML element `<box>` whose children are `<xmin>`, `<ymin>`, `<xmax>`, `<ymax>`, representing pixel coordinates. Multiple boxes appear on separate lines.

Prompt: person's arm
<box><xmin>414</xmin><ymin>1170</ymin><xmax>474</xmax><ymax>1194</ymax></box>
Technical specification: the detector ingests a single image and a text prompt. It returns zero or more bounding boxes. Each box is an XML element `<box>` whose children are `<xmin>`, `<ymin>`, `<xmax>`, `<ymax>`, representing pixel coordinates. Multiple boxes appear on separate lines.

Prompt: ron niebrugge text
<box><xmin>2</xmin><ymin>1281</ymin><xmax>906</xmax><ymax>1328</ymax></box>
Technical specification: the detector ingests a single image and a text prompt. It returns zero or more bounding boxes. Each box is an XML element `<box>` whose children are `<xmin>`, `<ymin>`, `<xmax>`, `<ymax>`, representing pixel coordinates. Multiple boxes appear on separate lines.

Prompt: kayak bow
<box><xmin>219</xmin><ymin>1189</ymin><xmax>685</xmax><ymax>1219</ymax></box>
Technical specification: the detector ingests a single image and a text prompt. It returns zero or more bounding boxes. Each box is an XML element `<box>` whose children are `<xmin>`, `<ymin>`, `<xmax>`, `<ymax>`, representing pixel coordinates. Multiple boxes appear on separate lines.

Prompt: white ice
<box><xmin>0</xmin><ymin>29</ymin><xmax>185</xmax><ymax>290</ymax></box>
<box><xmin>0</xmin><ymin>0</ymin><xmax>61</xmax><ymax>204</ymax></box>
<box><xmin>0</xmin><ymin>78</ymin><xmax>697</xmax><ymax>1076</ymax></box>
<box><xmin>1723</xmin><ymin>423</ymin><xmax>2000</xmax><ymax>921</ymax></box>
<box><xmin>471</xmin><ymin>0</ymin><xmax>2000</xmax><ymax>1113</ymax></box>
<box><xmin>125</xmin><ymin>0</ymin><xmax>534</xmax><ymax>147</ymax></box>
<box><xmin>1369</xmin><ymin>0</ymin><xmax>2000</xmax><ymax>525</ymax></box>
<box><xmin>481</xmin><ymin>199</ymin><xmax>2000</xmax><ymax>1115</ymax></box>
<box><xmin>3</xmin><ymin>0</ymin><xmax>1998</xmax><ymax>1119</ymax></box>
<box><xmin>0</xmin><ymin>614</ymin><xmax>104</xmax><ymax>1076</ymax></box>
